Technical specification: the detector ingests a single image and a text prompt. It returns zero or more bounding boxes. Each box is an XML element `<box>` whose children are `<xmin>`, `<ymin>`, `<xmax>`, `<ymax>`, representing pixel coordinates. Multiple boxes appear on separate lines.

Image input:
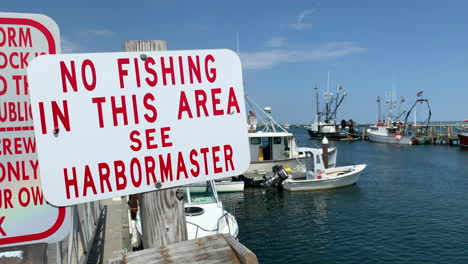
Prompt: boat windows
<box><xmin>183</xmin><ymin>182</ymin><xmax>217</xmax><ymax>205</ymax></box>
<box><xmin>284</xmin><ymin>138</ymin><xmax>290</xmax><ymax>151</ymax></box>
<box><xmin>316</xmin><ymin>155</ymin><xmax>321</xmax><ymax>164</ymax></box>
<box><xmin>273</xmin><ymin>137</ymin><xmax>282</xmax><ymax>144</ymax></box>
<box><xmin>250</xmin><ymin>137</ymin><xmax>261</xmax><ymax>144</ymax></box>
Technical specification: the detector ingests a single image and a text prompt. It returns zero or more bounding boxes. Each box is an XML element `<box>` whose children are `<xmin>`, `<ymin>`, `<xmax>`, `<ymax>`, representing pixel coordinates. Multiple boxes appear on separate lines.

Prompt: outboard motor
<box><xmin>260</xmin><ymin>165</ymin><xmax>289</xmax><ymax>188</ymax></box>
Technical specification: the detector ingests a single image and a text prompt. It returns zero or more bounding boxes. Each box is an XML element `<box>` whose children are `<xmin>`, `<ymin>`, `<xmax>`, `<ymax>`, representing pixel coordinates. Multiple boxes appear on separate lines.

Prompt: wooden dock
<box><xmin>108</xmin><ymin>234</ymin><xmax>258</xmax><ymax>264</ymax></box>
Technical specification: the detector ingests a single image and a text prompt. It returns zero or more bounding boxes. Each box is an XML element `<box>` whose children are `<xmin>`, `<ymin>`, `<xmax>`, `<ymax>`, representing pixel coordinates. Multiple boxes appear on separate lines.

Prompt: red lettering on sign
<box><xmin>211</xmin><ymin>88</ymin><xmax>224</xmax><ymax>116</ymax></box>
<box><xmin>227</xmin><ymin>87</ymin><xmax>240</xmax><ymax>114</ymax></box>
<box><xmin>212</xmin><ymin>146</ymin><xmax>222</xmax><ymax>173</ymax></box>
<box><xmin>178</xmin><ymin>56</ymin><xmax>185</xmax><ymax>85</ymax></box>
<box><xmin>224</xmin><ymin>144</ymin><xmax>235</xmax><ymax>171</ymax></box>
<box><xmin>114</xmin><ymin>160</ymin><xmax>127</xmax><ymax>191</ymax></box>
<box><xmin>200</xmin><ymin>148</ymin><xmax>209</xmax><ymax>175</ymax></box>
<box><xmin>189</xmin><ymin>149</ymin><xmax>200</xmax><ymax>177</ymax></box>
<box><xmin>60</xmin><ymin>61</ymin><xmax>77</xmax><ymax>93</ymax></box>
<box><xmin>133</xmin><ymin>58</ymin><xmax>141</xmax><ymax>88</ymax></box>
<box><xmin>143</xmin><ymin>93</ymin><xmax>157</xmax><ymax>123</ymax></box>
<box><xmin>81</xmin><ymin>59</ymin><xmax>97</xmax><ymax>91</ymax></box>
<box><xmin>98</xmin><ymin>163</ymin><xmax>112</xmax><ymax>194</ymax></box>
<box><xmin>0</xmin><ymin>75</ymin><xmax>6</xmax><ymax>95</ymax></box>
<box><xmin>194</xmin><ymin>90</ymin><xmax>208</xmax><ymax>117</ymax></box>
<box><xmin>177</xmin><ymin>91</ymin><xmax>193</xmax><ymax>120</ymax></box>
<box><xmin>130</xmin><ymin>158</ymin><xmax>142</xmax><ymax>187</ymax></box>
<box><xmin>0</xmin><ymin>26</ymin><xmax>32</xmax><ymax>47</ymax></box>
<box><xmin>144</xmin><ymin>156</ymin><xmax>157</xmax><ymax>185</ymax></box>
<box><xmin>117</xmin><ymin>58</ymin><xmax>130</xmax><ymax>88</ymax></box>
<box><xmin>205</xmin><ymin>54</ymin><xmax>216</xmax><ymax>83</ymax></box>
<box><xmin>92</xmin><ymin>97</ymin><xmax>106</xmax><ymax>128</ymax></box>
<box><xmin>0</xmin><ymin>189</ymin><xmax>13</xmax><ymax>209</ymax></box>
<box><xmin>188</xmin><ymin>56</ymin><xmax>201</xmax><ymax>84</ymax></box>
<box><xmin>159</xmin><ymin>154</ymin><xmax>173</xmax><ymax>183</ymax></box>
<box><xmin>161</xmin><ymin>127</ymin><xmax>172</xmax><ymax>148</ymax></box>
<box><xmin>129</xmin><ymin>130</ymin><xmax>142</xmax><ymax>151</ymax></box>
<box><xmin>83</xmin><ymin>165</ymin><xmax>97</xmax><ymax>196</ymax></box>
<box><xmin>144</xmin><ymin>57</ymin><xmax>158</xmax><ymax>87</ymax></box>
<box><xmin>111</xmin><ymin>96</ymin><xmax>129</xmax><ymax>126</ymax></box>
<box><xmin>176</xmin><ymin>152</ymin><xmax>188</xmax><ymax>180</ymax></box>
<box><xmin>0</xmin><ymin>216</ymin><xmax>6</xmax><ymax>236</ymax></box>
<box><xmin>64</xmin><ymin>167</ymin><xmax>79</xmax><ymax>199</ymax></box>
<box><xmin>160</xmin><ymin>56</ymin><xmax>175</xmax><ymax>86</ymax></box>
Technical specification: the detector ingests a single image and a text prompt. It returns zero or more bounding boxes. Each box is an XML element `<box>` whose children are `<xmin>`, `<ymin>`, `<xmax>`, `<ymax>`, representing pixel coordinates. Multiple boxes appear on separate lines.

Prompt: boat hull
<box><xmin>457</xmin><ymin>130</ymin><xmax>468</xmax><ymax>147</ymax></box>
<box><xmin>245</xmin><ymin>157</ymin><xmax>307</xmax><ymax>179</ymax></box>
<box><xmin>283</xmin><ymin>165</ymin><xmax>366</xmax><ymax>192</ymax></box>
<box><xmin>307</xmin><ymin>128</ymin><xmax>349</xmax><ymax>140</ymax></box>
<box><xmin>367</xmin><ymin>132</ymin><xmax>413</xmax><ymax>145</ymax></box>
<box><xmin>215</xmin><ymin>181</ymin><xmax>245</xmax><ymax>193</ymax></box>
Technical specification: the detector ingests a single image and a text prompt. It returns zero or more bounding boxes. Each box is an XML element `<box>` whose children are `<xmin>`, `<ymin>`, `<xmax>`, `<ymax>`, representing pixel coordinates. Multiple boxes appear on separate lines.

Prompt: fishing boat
<box><xmin>455</xmin><ymin>121</ymin><xmax>468</xmax><ymax>147</ymax></box>
<box><xmin>282</xmin><ymin>147</ymin><xmax>366</xmax><ymax>192</ymax></box>
<box><xmin>307</xmin><ymin>85</ymin><xmax>359</xmax><ymax>140</ymax></box>
<box><xmin>135</xmin><ymin>181</ymin><xmax>238</xmax><ymax>240</ymax></box>
<box><xmin>367</xmin><ymin>92</ymin><xmax>432</xmax><ymax>145</ymax></box>
<box><xmin>244</xmin><ymin>96</ymin><xmax>337</xmax><ymax>180</ymax></box>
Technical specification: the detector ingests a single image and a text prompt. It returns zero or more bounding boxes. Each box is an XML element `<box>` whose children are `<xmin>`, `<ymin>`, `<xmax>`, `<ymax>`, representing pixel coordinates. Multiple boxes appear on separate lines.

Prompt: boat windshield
<box><xmin>183</xmin><ymin>181</ymin><xmax>217</xmax><ymax>205</ymax></box>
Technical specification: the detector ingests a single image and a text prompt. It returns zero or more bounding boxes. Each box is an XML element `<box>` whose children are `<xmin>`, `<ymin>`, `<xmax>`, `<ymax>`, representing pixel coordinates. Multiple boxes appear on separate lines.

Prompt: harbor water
<box><xmin>220</xmin><ymin>126</ymin><xmax>468</xmax><ymax>263</ymax></box>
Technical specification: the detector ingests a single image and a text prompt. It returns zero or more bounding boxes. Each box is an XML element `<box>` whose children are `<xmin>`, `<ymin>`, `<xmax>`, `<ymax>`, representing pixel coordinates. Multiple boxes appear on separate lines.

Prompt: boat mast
<box><xmin>325</xmin><ymin>71</ymin><xmax>330</xmax><ymax>122</ymax></box>
<box><xmin>377</xmin><ymin>96</ymin><xmax>381</xmax><ymax>122</ymax></box>
<box><xmin>314</xmin><ymin>85</ymin><xmax>319</xmax><ymax>122</ymax></box>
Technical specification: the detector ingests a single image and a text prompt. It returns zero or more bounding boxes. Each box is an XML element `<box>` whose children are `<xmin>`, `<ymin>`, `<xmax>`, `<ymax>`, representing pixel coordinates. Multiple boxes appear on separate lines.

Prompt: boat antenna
<box><xmin>314</xmin><ymin>85</ymin><xmax>320</xmax><ymax>122</ymax></box>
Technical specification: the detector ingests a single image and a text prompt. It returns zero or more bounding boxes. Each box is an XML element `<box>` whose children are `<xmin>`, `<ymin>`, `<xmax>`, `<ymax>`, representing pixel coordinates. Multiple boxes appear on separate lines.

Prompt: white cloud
<box><xmin>60</xmin><ymin>36</ymin><xmax>81</xmax><ymax>53</ymax></box>
<box><xmin>240</xmin><ymin>41</ymin><xmax>366</xmax><ymax>70</ymax></box>
<box><xmin>291</xmin><ymin>9</ymin><xmax>314</xmax><ymax>30</ymax></box>
<box><xmin>265</xmin><ymin>37</ymin><xmax>286</xmax><ymax>48</ymax></box>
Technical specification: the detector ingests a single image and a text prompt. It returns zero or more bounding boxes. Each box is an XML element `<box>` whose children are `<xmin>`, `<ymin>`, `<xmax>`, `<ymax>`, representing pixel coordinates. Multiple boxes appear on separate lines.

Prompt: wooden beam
<box><xmin>108</xmin><ymin>234</ymin><xmax>252</xmax><ymax>264</ymax></box>
<box><xmin>123</xmin><ymin>40</ymin><xmax>187</xmax><ymax>249</ymax></box>
<box><xmin>225</xmin><ymin>235</ymin><xmax>259</xmax><ymax>264</ymax></box>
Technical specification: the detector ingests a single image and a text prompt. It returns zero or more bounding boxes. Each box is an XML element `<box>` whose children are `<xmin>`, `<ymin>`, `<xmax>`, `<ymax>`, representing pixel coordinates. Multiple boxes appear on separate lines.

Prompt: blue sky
<box><xmin>3</xmin><ymin>1</ymin><xmax>468</xmax><ymax>123</ymax></box>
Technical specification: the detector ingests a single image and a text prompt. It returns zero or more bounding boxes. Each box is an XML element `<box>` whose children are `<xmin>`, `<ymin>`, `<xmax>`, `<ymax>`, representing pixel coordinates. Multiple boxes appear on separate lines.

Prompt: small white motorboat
<box><xmin>215</xmin><ymin>179</ymin><xmax>245</xmax><ymax>193</ymax></box>
<box><xmin>135</xmin><ymin>180</ymin><xmax>238</xmax><ymax>240</ymax></box>
<box><xmin>282</xmin><ymin>147</ymin><xmax>366</xmax><ymax>192</ymax></box>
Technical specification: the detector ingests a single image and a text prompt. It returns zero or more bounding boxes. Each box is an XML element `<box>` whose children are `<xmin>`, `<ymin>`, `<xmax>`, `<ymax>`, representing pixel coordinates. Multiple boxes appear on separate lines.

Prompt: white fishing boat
<box><xmin>135</xmin><ymin>181</ymin><xmax>238</xmax><ymax>240</ymax></box>
<box><xmin>308</xmin><ymin>84</ymin><xmax>359</xmax><ymax>140</ymax></box>
<box><xmin>367</xmin><ymin>125</ymin><xmax>413</xmax><ymax>145</ymax></box>
<box><xmin>245</xmin><ymin>96</ymin><xmax>337</xmax><ymax>180</ymax></box>
<box><xmin>282</xmin><ymin>147</ymin><xmax>366</xmax><ymax>192</ymax></box>
<box><xmin>367</xmin><ymin>94</ymin><xmax>432</xmax><ymax>145</ymax></box>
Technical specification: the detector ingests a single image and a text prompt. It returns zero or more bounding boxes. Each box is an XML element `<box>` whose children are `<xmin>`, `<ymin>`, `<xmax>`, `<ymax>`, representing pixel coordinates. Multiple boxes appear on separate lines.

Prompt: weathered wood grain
<box><xmin>225</xmin><ymin>235</ymin><xmax>259</xmax><ymax>264</ymax></box>
<box><xmin>123</xmin><ymin>40</ymin><xmax>187</xmax><ymax>249</ymax></box>
<box><xmin>108</xmin><ymin>234</ymin><xmax>249</xmax><ymax>264</ymax></box>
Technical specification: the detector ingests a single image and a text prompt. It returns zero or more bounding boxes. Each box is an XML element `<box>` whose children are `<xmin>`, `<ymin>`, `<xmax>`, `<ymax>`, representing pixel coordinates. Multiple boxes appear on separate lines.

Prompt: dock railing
<box><xmin>47</xmin><ymin>201</ymin><xmax>103</xmax><ymax>264</ymax></box>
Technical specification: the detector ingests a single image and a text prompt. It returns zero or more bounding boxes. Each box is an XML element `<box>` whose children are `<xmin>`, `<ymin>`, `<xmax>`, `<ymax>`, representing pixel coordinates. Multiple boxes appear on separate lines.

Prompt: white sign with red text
<box><xmin>0</xmin><ymin>12</ymin><xmax>70</xmax><ymax>248</ymax></box>
<box><xmin>28</xmin><ymin>49</ymin><xmax>250</xmax><ymax>206</ymax></box>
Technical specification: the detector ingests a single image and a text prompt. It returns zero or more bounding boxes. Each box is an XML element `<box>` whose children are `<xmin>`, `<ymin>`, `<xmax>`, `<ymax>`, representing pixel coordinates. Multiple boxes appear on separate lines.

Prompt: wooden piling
<box><xmin>322</xmin><ymin>137</ymin><xmax>329</xmax><ymax>169</ymax></box>
<box><xmin>123</xmin><ymin>40</ymin><xmax>187</xmax><ymax>249</ymax></box>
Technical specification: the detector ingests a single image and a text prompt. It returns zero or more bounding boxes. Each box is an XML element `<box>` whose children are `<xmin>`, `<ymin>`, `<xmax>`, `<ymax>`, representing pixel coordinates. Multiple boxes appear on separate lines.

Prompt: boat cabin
<box><xmin>248</xmin><ymin>132</ymin><xmax>298</xmax><ymax>162</ymax></box>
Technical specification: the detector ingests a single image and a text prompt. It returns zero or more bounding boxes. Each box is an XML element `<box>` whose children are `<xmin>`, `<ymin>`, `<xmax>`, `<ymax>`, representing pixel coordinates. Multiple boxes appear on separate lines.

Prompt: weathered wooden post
<box><xmin>322</xmin><ymin>137</ymin><xmax>329</xmax><ymax>169</ymax></box>
<box><xmin>446</xmin><ymin>126</ymin><xmax>452</xmax><ymax>145</ymax></box>
<box><xmin>123</xmin><ymin>40</ymin><xmax>187</xmax><ymax>248</ymax></box>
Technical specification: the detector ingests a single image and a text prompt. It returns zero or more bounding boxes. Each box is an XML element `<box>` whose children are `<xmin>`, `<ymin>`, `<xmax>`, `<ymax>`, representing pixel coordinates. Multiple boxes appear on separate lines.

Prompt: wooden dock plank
<box><xmin>108</xmin><ymin>234</ymin><xmax>256</xmax><ymax>264</ymax></box>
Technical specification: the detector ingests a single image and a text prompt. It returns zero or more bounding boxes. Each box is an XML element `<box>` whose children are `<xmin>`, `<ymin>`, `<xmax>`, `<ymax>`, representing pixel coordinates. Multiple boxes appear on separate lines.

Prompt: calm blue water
<box><xmin>220</xmin><ymin>126</ymin><xmax>468</xmax><ymax>264</ymax></box>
